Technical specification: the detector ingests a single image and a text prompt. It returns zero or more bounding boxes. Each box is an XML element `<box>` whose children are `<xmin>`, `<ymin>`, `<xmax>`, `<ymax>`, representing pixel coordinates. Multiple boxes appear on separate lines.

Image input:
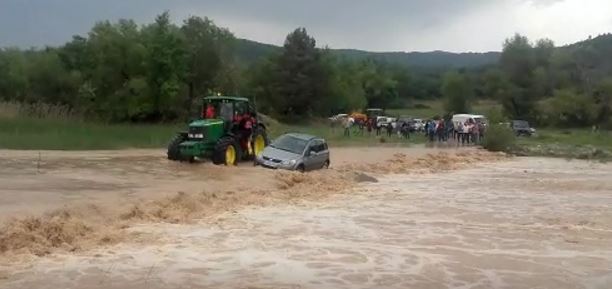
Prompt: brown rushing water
<box><xmin>1</xmin><ymin>156</ymin><xmax>612</xmax><ymax>289</ymax></box>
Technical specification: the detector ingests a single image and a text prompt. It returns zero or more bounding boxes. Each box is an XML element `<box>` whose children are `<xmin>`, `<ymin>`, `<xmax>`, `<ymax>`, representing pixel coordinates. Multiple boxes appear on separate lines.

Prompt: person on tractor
<box><xmin>204</xmin><ymin>104</ymin><xmax>216</xmax><ymax>119</ymax></box>
<box><xmin>232</xmin><ymin>109</ymin><xmax>256</xmax><ymax>155</ymax></box>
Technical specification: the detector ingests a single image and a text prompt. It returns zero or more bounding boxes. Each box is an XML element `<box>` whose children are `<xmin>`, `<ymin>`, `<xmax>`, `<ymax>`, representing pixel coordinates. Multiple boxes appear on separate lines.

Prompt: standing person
<box><xmin>456</xmin><ymin>121</ymin><xmax>464</xmax><ymax>144</ymax></box>
<box><xmin>472</xmin><ymin>122</ymin><xmax>480</xmax><ymax>144</ymax></box>
<box><xmin>478</xmin><ymin>122</ymin><xmax>486</xmax><ymax>143</ymax></box>
<box><xmin>462</xmin><ymin>121</ymin><xmax>470</xmax><ymax>144</ymax></box>
<box><xmin>437</xmin><ymin>119</ymin><xmax>445</xmax><ymax>142</ymax></box>
<box><xmin>401</xmin><ymin>123</ymin><xmax>410</xmax><ymax>139</ymax></box>
<box><xmin>386</xmin><ymin>123</ymin><xmax>393</xmax><ymax>137</ymax></box>
<box><xmin>366</xmin><ymin>118</ymin><xmax>373</xmax><ymax>136</ymax></box>
<box><xmin>427</xmin><ymin>120</ymin><xmax>436</xmax><ymax>142</ymax></box>
<box><xmin>343</xmin><ymin>117</ymin><xmax>352</xmax><ymax>137</ymax></box>
<box><xmin>358</xmin><ymin>120</ymin><xmax>365</xmax><ymax>136</ymax></box>
<box><xmin>446</xmin><ymin>119</ymin><xmax>454</xmax><ymax>141</ymax></box>
<box><xmin>376</xmin><ymin>119</ymin><xmax>382</xmax><ymax>136</ymax></box>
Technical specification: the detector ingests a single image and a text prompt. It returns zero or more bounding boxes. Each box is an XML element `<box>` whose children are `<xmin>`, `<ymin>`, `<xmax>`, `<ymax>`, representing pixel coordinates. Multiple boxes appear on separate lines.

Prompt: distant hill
<box><xmin>234</xmin><ymin>39</ymin><xmax>501</xmax><ymax>68</ymax></box>
<box><xmin>559</xmin><ymin>33</ymin><xmax>612</xmax><ymax>82</ymax></box>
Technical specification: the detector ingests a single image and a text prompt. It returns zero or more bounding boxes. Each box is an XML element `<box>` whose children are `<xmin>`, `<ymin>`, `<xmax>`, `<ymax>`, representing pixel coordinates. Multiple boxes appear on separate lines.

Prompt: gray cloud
<box><xmin>1</xmin><ymin>0</ymin><xmax>610</xmax><ymax>52</ymax></box>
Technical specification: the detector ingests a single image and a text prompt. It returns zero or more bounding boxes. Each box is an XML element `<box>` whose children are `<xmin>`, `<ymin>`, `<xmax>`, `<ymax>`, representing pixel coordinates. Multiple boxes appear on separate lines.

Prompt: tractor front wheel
<box><xmin>213</xmin><ymin>137</ymin><xmax>242</xmax><ymax>166</ymax></box>
<box><xmin>167</xmin><ymin>133</ymin><xmax>187</xmax><ymax>161</ymax></box>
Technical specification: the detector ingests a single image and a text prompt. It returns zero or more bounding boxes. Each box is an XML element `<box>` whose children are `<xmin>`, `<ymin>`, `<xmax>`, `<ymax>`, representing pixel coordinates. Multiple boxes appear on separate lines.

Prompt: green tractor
<box><xmin>167</xmin><ymin>96</ymin><xmax>269</xmax><ymax>165</ymax></box>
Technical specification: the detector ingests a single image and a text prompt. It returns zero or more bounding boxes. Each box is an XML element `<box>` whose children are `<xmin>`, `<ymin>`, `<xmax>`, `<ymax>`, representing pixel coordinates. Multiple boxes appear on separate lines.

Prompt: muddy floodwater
<box><xmin>1</xmin><ymin>152</ymin><xmax>612</xmax><ymax>289</ymax></box>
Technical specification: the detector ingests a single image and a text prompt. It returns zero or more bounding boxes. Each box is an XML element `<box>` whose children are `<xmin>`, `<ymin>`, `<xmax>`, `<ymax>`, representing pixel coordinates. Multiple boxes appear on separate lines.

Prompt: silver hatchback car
<box><xmin>256</xmin><ymin>133</ymin><xmax>330</xmax><ymax>172</ymax></box>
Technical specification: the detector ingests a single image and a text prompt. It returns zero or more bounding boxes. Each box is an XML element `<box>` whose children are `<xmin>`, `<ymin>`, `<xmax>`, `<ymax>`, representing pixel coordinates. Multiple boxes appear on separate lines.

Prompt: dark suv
<box><xmin>511</xmin><ymin>120</ymin><xmax>536</xmax><ymax>137</ymax></box>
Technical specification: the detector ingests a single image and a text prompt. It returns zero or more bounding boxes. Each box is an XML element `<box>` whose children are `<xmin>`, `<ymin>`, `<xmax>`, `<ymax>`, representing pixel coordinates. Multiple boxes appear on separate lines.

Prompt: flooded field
<box><xmin>1</xmin><ymin>150</ymin><xmax>611</xmax><ymax>289</ymax></box>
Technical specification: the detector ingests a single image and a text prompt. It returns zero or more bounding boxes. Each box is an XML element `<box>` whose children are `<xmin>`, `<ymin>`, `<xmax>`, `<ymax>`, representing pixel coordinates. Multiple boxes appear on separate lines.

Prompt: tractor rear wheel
<box><xmin>212</xmin><ymin>136</ymin><xmax>242</xmax><ymax>166</ymax></box>
<box><xmin>167</xmin><ymin>133</ymin><xmax>187</xmax><ymax>161</ymax></box>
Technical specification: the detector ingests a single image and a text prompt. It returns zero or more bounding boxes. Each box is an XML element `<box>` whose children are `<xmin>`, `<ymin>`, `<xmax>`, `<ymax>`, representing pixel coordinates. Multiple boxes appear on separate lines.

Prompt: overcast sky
<box><xmin>1</xmin><ymin>0</ymin><xmax>611</xmax><ymax>52</ymax></box>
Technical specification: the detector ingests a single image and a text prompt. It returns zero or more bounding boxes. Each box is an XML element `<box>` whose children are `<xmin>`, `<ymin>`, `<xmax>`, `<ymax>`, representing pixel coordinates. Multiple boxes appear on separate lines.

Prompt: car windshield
<box><xmin>270</xmin><ymin>135</ymin><xmax>308</xmax><ymax>155</ymax></box>
<box><xmin>513</xmin><ymin>120</ymin><xmax>529</xmax><ymax>128</ymax></box>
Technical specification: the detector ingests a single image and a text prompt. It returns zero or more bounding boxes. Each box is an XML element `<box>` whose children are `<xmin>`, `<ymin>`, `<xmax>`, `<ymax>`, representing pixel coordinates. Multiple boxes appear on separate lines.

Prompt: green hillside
<box><xmin>234</xmin><ymin>38</ymin><xmax>500</xmax><ymax>68</ymax></box>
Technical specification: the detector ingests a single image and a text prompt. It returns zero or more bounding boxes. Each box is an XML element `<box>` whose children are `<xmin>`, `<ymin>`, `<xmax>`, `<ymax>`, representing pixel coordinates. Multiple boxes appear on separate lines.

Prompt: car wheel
<box><xmin>297</xmin><ymin>164</ymin><xmax>305</xmax><ymax>173</ymax></box>
<box><xmin>323</xmin><ymin>160</ymin><xmax>330</xmax><ymax>169</ymax></box>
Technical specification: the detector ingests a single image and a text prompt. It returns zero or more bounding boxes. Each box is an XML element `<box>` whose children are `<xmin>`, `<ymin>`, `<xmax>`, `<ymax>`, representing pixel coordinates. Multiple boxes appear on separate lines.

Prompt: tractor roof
<box><xmin>204</xmin><ymin>96</ymin><xmax>249</xmax><ymax>102</ymax></box>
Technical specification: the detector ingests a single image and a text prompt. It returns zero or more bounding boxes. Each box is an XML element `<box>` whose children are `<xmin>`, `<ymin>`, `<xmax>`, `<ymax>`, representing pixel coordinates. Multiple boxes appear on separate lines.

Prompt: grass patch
<box><xmin>0</xmin><ymin>117</ymin><xmax>180</xmax><ymax>150</ymax></box>
<box><xmin>513</xmin><ymin>129</ymin><xmax>612</xmax><ymax>161</ymax></box>
<box><xmin>0</xmin><ymin>116</ymin><xmax>421</xmax><ymax>150</ymax></box>
<box><xmin>518</xmin><ymin>129</ymin><xmax>612</xmax><ymax>150</ymax></box>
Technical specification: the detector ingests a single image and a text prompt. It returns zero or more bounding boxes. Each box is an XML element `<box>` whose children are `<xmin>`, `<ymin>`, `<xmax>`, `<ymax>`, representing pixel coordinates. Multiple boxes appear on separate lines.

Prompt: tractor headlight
<box><xmin>188</xmin><ymin>133</ymin><xmax>204</xmax><ymax>139</ymax></box>
<box><xmin>282</xmin><ymin>159</ymin><xmax>297</xmax><ymax>166</ymax></box>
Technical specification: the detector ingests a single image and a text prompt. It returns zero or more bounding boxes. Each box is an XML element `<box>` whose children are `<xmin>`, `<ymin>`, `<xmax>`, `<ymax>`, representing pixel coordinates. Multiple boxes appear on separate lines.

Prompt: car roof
<box><xmin>453</xmin><ymin>114</ymin><xmax>486</xmax><ymax>118</ymax></box>
<box><xmin>204</xmin><ymin>96</ymin><xmax>249</xmax><ymax>102</ymax></box>
<box><xmin>283</xmin><ymin>133</ymin><xmax>320</xmax><ymax>141</ymax></box>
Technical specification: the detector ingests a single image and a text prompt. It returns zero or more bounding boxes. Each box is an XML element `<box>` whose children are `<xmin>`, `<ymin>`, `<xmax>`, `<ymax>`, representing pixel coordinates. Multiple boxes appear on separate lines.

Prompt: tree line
<box><xmin>1</xmin><ymin>12</ymin><xmax>611</xmax><ymax>127</ymax></box>
<box><xmin>444</xmin><ymin>34</ymin><xmax>612</xmax><ymax>128</ymax></box>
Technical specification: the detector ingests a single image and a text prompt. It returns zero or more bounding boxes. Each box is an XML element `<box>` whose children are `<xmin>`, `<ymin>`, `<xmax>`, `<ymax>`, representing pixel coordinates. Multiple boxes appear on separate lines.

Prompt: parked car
<box><xmin>377</xmin><ymin>116</ymin><xmax>396</xmax><ymax>128</ymax></box>
<box><xmin>255</xmin><ymin>133</ymin><xmax>330</xmax><ymax>172</ymax></box>
<box><xmin>328</xmin><ymin>113</ymin><xmax>348</xmax><ymax>122</ymax></box>
<box><xmin>511</xmin><ymin>120</ymin><xmax>536</xmax><ymax>137</ymax></box>
<box><xmin>412</xmin><ymin>119</ymin><xmax>425</xmax><ymax>132</ymax></box>
<box><xmin>397</xmin><ymin>116</ymin><xmax>415</xmax><ymax>132</ymax></box>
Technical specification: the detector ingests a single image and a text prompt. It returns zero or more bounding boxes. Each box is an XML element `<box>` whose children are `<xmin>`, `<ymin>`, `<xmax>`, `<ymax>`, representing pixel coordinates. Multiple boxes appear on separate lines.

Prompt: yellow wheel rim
<box><xmin>254</xmin><ymin>135</ymin><xmax>266</xmax><ymax>156</ymax></box>
<box><xmin>225</xmin><ymin>145</ymin><xmax>236</xmax><ymax>165</ymax></box>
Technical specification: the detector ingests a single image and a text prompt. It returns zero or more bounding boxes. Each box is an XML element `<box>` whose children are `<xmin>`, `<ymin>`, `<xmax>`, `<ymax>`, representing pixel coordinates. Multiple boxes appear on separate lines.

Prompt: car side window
<box><xmin>310</xmin><ymin>141</ymin><xmax>318</xmax><ymax>153</ymax></box>
<box><xmin>311</xmin><ymin>140</ymin><xmax>326</xmax><ymax>153</ymax></box>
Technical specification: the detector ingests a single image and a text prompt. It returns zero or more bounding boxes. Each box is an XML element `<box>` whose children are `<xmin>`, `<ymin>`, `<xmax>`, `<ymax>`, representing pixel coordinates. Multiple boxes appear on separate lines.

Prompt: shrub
<box><xmin>413</xmin><ymin>103</ymin><xmax>431</xmax><ymax>109</ymax></box>
<box><xmin>483</xmin><ymin>124</ymin><xmax>516</xmax><ymax>152</ymax></box>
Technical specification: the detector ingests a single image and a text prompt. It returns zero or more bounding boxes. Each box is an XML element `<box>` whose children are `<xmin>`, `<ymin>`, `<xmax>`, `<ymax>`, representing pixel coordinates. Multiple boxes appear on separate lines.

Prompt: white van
<box><xmin>452</xmin><ymin>114</ymin><xmax>488</xmax><ymax>127</ymax></box>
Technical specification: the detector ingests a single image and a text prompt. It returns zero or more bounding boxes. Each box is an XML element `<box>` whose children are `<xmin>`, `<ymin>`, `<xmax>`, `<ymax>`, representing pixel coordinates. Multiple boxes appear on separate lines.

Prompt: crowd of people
<box><xmin>338</xmin><ymin>117</ymin><xmax>412</xmax><ymax>139</ymax></box>
<box><xmin>423</xmin><ymin>118</ymin><xmax>485</xmax><ymax>144</ymax></box>
<box><xmin>334</xmin><ymin>115</ymin><xmax>486</xmax><ymax>145</ymax></box>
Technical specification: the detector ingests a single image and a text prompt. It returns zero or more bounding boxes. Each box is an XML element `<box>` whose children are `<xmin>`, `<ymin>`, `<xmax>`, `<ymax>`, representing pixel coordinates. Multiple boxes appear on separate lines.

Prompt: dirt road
<box><xmin>1</xmin><ymin>148</ymin><xmax>612</xmax><ymax>288</ymax></box>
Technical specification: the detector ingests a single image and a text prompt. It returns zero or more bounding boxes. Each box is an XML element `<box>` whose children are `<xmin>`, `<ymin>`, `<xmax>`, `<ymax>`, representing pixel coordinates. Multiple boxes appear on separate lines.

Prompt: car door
<box><xmin>319</xmin><ymin>141</ymin><xmax>330</xmax><ymax>168</ymax></box>
<box><xmin>302</xmin><ymin>140</ymin><xmax>317</xmax><ymax>171</ymax></box>
<box><xmin>303</xmin><ymin>140</ymin><xmax>322</xmax><ymax>171</ymax></box>
<box><xmin>311</xmin><ymin>139</ymin><xmax>327</xmax><ymax>169</ymax></box>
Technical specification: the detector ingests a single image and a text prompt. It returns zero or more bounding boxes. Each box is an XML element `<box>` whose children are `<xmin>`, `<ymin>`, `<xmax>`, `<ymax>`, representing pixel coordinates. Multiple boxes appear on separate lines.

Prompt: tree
<box><xmin>273</xmin><ymin>28</ymin><xmax>328</xmax><ymax>119</ymax></box>
<box><xmin>480</xmin><ymin>68</ymin><xmax>511</xmax><ymax>100</ymax></box>
<box><xmin>360</xmin><ymin>60</ymin><xmax>398</xmax><ymax>109</ymax></box>
<box><xmin>539</xmin><ymin>89</ymin><xmax>596</xmax><ymax>127</ymax></box>
<box><xmin>181</xmin><ymin>17</ymin><xmax>235</xmax><ymax>116</ymax></box>
<box><xmin>0</xmin><ymin>49</ymin><xmax>28</xmax><ymax>102</ymax></box>
<box><xmin>143</xmin><ymin>12</ymin><xmax>186</xmax><ymax>121</ymax></box>
<box><xmin>322</xmin><ymin>56</ymin><xmax>367</xmax><ymax>114</ymax></box>
<box><xmin>499</xmin><ymin>34</ymin><xmax>537</xmax><ymax>120</ymax></box>
<box><xmin>534</xmin><ymin>39</ymin><xmax>555</xmax><ymax>67</ymax></box>
<box><xmin>442</xmin><ymin>71</ymin><xmax>473</xmax><ymax>114</ymax></box>
<box><xmin>81</xmin><ymin>19</ymin><xmax>149</xmax><ymax>120</ymax></box>
<box><xmin>593</xmin><ymin>78</ymin><xmax>612</xmax><ymax>125</ymax></box>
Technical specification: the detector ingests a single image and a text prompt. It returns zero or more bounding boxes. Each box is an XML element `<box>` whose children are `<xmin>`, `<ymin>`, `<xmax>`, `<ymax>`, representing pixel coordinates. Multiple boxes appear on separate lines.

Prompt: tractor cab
<box><xmin>201</xmin><ymin>96</ymin><xmax>256</xmax><ymax>131</ymax></box>
<box><xmin>168</xmin><ymin>96</ymin><xmax>269</xmax><ymax>165</ymax></box>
